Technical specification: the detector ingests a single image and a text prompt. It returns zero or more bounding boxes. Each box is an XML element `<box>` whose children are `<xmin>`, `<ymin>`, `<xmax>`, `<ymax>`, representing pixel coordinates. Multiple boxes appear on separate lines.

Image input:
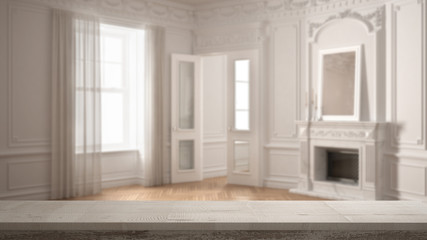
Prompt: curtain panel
<box><xmin>52</xmin><ymin>9</ymin><xmax>166</xmax><ymax>197</ymax></box>
<box><xmin>51</xmin><ymin>9</ymin><xmax>102</xmax><ymax>199</ymax></box>
<box><xmin>141</xmin><ymin>25</ymin><xmax>165</xmax><ymax>187</ymax></box>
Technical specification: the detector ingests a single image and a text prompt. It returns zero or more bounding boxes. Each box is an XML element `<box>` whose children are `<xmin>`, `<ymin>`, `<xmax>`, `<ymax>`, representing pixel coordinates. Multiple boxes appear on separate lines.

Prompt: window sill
<box><xmin>101</xmin><ymin>148</ymin><xmax>139</xmax><ymax>154</ymax></box>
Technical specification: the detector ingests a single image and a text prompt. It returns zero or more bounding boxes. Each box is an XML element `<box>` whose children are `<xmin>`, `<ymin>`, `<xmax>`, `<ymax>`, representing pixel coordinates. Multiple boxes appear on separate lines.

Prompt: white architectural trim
<box><xmin>390</xmin><ymin>0</ymin><xmax>426</xmax><ymax>150</ymax></box>
<box><xmin>195</xmin><ymin>0</ymin><xmax>388</xmax><ymax>27</ymax></box>
<box><xmin>7</xmin><ymin>1</ymin><xmax>51</xmax><ymax>148</ymax></box>
<box><xmin>22</xmin><ymin>0</ymin><xmax>195</xmax><ymax>29</ymax></box>
<box><xmin>308</xmin><ymin>7</ymin><xmax>384</xmax><ymax>40</ymax></box>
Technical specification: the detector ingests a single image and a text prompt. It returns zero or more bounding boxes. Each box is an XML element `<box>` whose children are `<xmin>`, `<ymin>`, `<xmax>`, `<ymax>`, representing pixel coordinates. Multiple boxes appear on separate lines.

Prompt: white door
<box><xmin>227</xmin><ymin>50</ymin><xmax>260</xmax><ymax>186</ymax></box>
<box><xmin>171</xmin><ymin>54</ymin><xmax>203</xmax><ymax>183</ymax></box>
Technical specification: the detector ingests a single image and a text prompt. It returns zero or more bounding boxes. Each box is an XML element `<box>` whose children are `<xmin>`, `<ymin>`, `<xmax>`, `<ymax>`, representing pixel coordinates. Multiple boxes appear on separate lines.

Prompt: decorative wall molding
<box><xmin>390</xmin><ymin>0</ymin><xmax>426</xmax><ymax>150</ymax></box>
<box><xmin>27</xmin><ymin>0</ymin><xmax>195</xmax><ymax>28</ymax></box>
<box><xmin>7</xmin><ymin>158</ymin><xmax>50</xmax><ymax>190</ymax></box>
<box><xmin>296</xmin><ymin>121</ymin><xmax>387</xmax><ymax>141</ymax></box>
<box><xmin>0</xmin><ymin>150</ymin><xmax>50</xmax><ymax>158</ymax></box>
<box><xmin>270</xmin><ymin>22</ymin><xmax>300</xmax><ymax>141</ymax></box>
<box><xmin>268</xmin><ymin>150</ymin><xmax>299</xmax><ymax>179</ymax></box>
<box><xmin>389</xmin><ymin>161</ymin><xmax>427</xmax><ymax>196</ymax></box>
<box><xmin>195</xmin><ymin>27</ymin><xmax>264</xmax><ymax>52</ymax></box>
<box><xmin>7</xmin><ymin>2</ymin><xmax>50</xmax><ymax>148</ymax></box>
<box><xmin>310</xmin><ymin>129</ymin><xmax>371</xmax><ymax>140</ymax></box>
<box><xmin>308</xmin><ymin>7</ymin><xmax>384</xmax><ymax>39</ymax></box>
<box><xmin>195</xmin><ymin>0</ymin><xmax>388</xmax><ymax>27</ymax></box>
<box><xmin>203</xmin><ymin>144</ymin><xmax>227</xmax><ymax>169</ymax></box>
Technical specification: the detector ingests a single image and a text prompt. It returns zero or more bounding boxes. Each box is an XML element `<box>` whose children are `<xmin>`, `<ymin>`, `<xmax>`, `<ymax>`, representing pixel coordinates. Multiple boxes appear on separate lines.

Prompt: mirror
<box><xmin>317</xmin><ymin>46</ymin><xmax>361</xmax><ymax>121</ymax></box>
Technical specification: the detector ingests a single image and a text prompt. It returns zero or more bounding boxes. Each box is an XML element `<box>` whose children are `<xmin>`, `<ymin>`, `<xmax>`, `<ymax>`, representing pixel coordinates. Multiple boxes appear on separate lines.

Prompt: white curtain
<box><xmin>51</xmin><ymin>9</ymin><xmax>102</xmax><ymax>199</ymax></box>
<box><xmin>51</xmin><ymin>9</ymin><xmax>74</xmax><ymax>199</ymax></box>
<box><xmin>140</xmin><ymin>25</ymin><xmax>165</xmax><ymax>187</ymax></box>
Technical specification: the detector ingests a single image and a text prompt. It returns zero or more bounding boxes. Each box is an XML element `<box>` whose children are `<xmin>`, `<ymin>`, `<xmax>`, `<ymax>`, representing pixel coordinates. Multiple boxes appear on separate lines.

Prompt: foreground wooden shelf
<box><xmin>1</xmin><ymin>200</ymin><xmax>427</xmax><ymax>231</ymax></box>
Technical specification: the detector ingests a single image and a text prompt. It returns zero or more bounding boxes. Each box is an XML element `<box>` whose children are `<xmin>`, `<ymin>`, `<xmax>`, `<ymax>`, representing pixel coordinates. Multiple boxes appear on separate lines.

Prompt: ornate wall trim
<box><xmin>308</xmin><ymin>7</ymin><xmax>385</xmax><ymax>40</ymax></box>
<box><xmin>15</xmin><ymin>0</ymin><xmax>392</xmax><ymax>29</ymax></box>
<box><xmin>195</xmin><ymin>30</ymin><xmax>261</xmax><ymax>52</ymax></box>
<box><xmin>194</xmin><ymin>23</ymin><xmax>267</xmax><ymax>52</ymax></box>
<box><xmin>195</xmin><ymin>0</ymin><xmax>388</xmax><ymax>27</ymax></box>
<box><xmin>29</xmin><ymin>0</ymin><xmax>195</xmax><ymax>28</ymax></box>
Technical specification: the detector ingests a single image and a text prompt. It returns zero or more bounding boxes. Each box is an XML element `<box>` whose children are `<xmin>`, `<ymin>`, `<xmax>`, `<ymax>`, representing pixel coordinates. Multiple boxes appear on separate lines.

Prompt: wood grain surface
<box><xmin>67</xmin><ymin>177</ymin><xmax>325</xmax><ymax>201</ymax></box>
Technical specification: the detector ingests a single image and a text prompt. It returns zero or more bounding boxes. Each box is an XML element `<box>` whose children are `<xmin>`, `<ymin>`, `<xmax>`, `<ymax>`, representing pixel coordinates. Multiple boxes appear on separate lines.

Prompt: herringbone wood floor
<box><xmin>68</xmin><ymin>177</ymin><xmax>325</xmax><ymax>201</ymax></box>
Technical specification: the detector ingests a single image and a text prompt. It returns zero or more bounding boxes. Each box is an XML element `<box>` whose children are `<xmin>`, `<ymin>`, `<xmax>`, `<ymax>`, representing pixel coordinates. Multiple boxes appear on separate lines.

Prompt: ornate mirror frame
<box><xmin>317</xmin><ymin>45</ymin><xmax>361</xmax><ymax>121</ymax></box>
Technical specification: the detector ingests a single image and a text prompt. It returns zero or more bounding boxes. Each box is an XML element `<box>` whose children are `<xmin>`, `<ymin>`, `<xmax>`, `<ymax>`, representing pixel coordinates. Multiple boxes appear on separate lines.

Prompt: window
<box><xmin>234</xmin><ymin>59</ymin><xmax>250</xmax><ymax>130</ymax></box>
<box><xmin>100</xmin><ymin>24</ymin><xmax>145</xmax><ymax>151</ymax></box>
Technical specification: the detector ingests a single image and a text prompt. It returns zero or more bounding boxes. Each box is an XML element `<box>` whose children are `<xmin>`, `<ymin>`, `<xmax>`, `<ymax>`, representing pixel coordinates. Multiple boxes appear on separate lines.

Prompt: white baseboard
<box><xmin>383</xmin><ymin>190</ymin><xmax>427</xmax><ymax>201</ymax></box>
<box><xmin>0</xmin><ymin>190</ymin><xmax>50</xmax><ymax>200</ymax></box>
<box><xmin>203</xmin><ymin>168</ymin><xmax>227</xmax><ymax>179</ymax></box>
<box><xmin>101</xmin><ymin>177</ymin><xmax>141</xmax><ymax>189</ymax></box>
<box><xmin>264</xmin><ymin>177</ymin><xmax>298</xmax><ymax>189</ymax></box>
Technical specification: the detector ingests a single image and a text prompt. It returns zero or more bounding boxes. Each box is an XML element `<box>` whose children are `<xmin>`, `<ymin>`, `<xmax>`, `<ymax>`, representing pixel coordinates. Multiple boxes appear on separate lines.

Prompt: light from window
<box><xmin>234</xmin><ymin>59</ymin><xmax>250</xmax><ymax>130</ymax></box>
<box><xmin>100</xmin><ymin>24</ymin><xmax>145</xmax><ymax>151</ymax></box>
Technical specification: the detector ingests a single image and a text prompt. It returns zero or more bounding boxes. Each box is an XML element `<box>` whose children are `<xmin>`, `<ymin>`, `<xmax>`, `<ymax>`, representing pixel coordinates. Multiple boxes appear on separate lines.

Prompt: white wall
<box><xmin>264</xmin><ymin>21</ymin><xmax>302</xmax><ymax>189</ymax></box>
<box><xmin>201</xmin><ymin>55</ymin><xmax>228</xmax><ymax>178</ymax></box>
<box><xmin>193</xmin><ymin>0</ymin><xmax>427</xmax><ymax>200</ymax></box>
<box><xmin>383</xmin><ymin>0</ymin><xmax>427</xmax><ymax>200</ymax></box>
<box><xmin>1</xmin><ymin>0</ymin><xmax>426</xmax><ymax>201</ymax></box>
<box><xmin>0</xmin><ymin>0</ymin><xmax>193</xmax><ymax>199</ymax></box>
<box><xmin>0</xmin><ymin>0</ymin><xmax>52</xmax><ymax>200</ymax></box>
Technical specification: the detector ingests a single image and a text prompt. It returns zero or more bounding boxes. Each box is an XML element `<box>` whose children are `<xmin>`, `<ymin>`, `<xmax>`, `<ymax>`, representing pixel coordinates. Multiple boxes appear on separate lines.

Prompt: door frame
<box><xmin>171</xmin><ymin>54</ymin><xmax>203</xmax><ymax>183</ymax></box>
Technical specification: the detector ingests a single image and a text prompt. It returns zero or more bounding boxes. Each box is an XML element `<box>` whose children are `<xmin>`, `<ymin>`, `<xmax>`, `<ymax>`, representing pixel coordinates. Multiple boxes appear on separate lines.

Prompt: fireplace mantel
<box><xmin>291</xmin><ymin>121</ymin><xmax>387</xmax><ymax>200</ymax></box>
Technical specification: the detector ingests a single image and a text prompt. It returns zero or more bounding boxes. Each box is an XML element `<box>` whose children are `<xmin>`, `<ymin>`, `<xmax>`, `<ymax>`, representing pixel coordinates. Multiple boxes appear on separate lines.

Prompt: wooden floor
<box><xmin>68</xmin><ymin>177</ymin><xmax>325</xmax><ymax>201</ymax></box>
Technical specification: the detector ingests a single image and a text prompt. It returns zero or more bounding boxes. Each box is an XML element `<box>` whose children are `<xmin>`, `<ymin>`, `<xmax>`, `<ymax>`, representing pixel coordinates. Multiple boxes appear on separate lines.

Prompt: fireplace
<box><xmin>293</xmin><ymin>121</ymin><xmax>387</xmax><ymax>200</ymax></box>
<box><xmin>326</xmin><ymin>149</ymin><xmax>359</xmax><ymax>185</ymax></box>
<box><xmin>314</xmin><ymin>147</ymin><xmax>359</xmax><ymax>185</ymax></box>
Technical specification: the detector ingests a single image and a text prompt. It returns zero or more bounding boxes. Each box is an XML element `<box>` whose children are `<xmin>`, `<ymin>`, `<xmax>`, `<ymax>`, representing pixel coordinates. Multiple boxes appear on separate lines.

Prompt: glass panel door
<box><xmin>171</xmin><ymin>54</ymin><xmax>202</xmax><ymax>183</ymax></box>
<box><xmin>233</xmin><ymin>140</ymin><xmax>250</xmax><ymax>173</ymax></box>
<box><xmin>234</xmin><ymin>60</ymin><xmax>250</xmax><ymax>130</ymax></box>
<box><xmin>179</xmin><ymin>62</ymin><xmax>195</xmax><ymax>129</ymax></box>
<box><xmin>179</xmin><ymin>140</ymin><xmax>194</xmax><ymax>170</ymax></box>
<box><xmin>227</xmin><ymin>50</ymin><xmax>259</xmax><ymax>187</ymax></box>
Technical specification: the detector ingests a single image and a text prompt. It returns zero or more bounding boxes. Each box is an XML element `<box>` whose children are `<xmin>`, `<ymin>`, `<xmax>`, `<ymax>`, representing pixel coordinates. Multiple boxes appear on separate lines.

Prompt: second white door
<box><xmin>227</xmin><ymin>50</ymin><xmax>260</xmax><ymax>186</ymax></box>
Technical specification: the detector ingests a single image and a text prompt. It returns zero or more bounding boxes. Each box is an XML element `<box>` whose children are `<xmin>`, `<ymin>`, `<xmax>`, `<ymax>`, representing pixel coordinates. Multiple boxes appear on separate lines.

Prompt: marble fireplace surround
<box><xmin>292</xmin><ymin>121</ymin><xmax>387</xmax><ymax>200</ymax></box>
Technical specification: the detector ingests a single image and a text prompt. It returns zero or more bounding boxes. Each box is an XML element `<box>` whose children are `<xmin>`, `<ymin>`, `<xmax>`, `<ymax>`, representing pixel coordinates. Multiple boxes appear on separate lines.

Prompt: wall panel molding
<box><xmin>202</xmin><ymin>55</ymin><xmax>227</xmax><ymax>141</ymax></box>
<box><xmin>7</xmin><ymin>2</ymin><xmax>50</xmax><ymax>148</ymax></box>
<box><xmin>0</xmin><ymin>150</ymin><xmax>50</xmax><ymax>158</ymax></box>
<box><xmin>389</xmin><ymin>161</ymin><xmax>426</xmax><ymax>196</ymax></box>
<box><xmin>7</xmin><ymin>158</ymin><xmax>50</xmax><ymax>190</ymax></box>
<box><xmin>390</xmin><ymin>0</ymin><xmax>426</xmax><ymax>150</ymax></box>
<box><xmin>203</xmin><ymin>144</ymin><xmax>227</xmax><ymax>169</ymax></box>
<box><xmin>269</xmin><ymin>22</ymin><xmax>300</xmax><ymax>142</ymax></box>
<box><xmin>267</xmin><ymin>149</ymin><xmax>299</xmax><ymax>180</ymax></box>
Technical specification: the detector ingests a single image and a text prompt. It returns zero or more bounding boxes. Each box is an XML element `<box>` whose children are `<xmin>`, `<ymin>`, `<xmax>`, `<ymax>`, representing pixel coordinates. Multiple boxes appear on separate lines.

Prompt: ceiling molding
<box><xmin>195</xmin><ymin>0</ymin><xmax>389</xmax><ymax>27</ymax></box>
<box><xmin>29</xmin><ymin>0</ymin><xmax>195</xmax><ymax>29</ymax></box>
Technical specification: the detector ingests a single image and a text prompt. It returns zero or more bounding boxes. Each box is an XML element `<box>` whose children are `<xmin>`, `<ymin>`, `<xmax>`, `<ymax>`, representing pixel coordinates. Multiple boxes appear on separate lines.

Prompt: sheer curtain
<box><xmin>140</xmin><ymin>25</ymin><xmax>165</xmax><ymax>187</ymax></box>
<box><xmin>51</xmin><ymin>9</ymin><xmax>102</xmax><ymax>199</ymax></box>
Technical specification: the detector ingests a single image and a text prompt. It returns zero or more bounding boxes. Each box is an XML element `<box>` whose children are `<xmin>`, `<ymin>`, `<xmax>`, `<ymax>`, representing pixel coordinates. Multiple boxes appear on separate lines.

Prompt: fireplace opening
<box><xmin>327</xmin><ymin>149</ymin><xmax>359</xmax><ymax>185</ymax></box>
